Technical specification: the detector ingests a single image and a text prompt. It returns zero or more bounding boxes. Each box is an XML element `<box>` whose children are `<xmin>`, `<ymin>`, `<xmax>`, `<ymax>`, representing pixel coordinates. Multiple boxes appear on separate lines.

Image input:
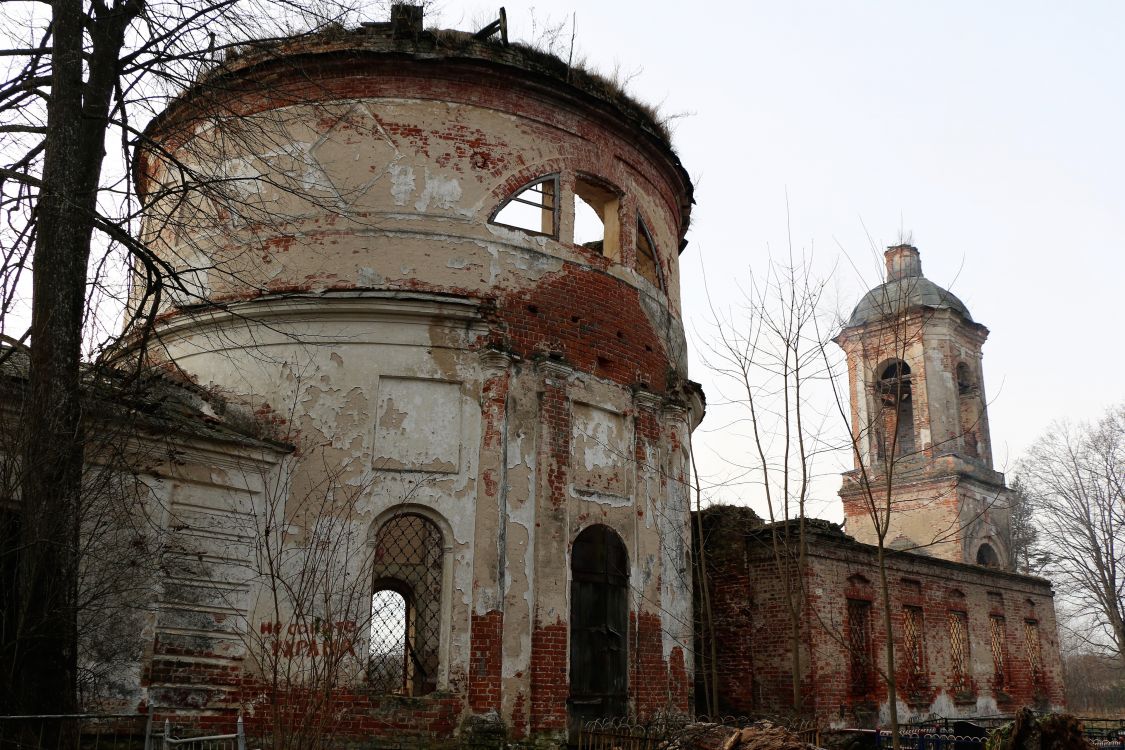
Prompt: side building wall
<box><xmin>696</xmin><ymin>510</ymin><xmax>1065</xmax><ymax>727</ymax></box>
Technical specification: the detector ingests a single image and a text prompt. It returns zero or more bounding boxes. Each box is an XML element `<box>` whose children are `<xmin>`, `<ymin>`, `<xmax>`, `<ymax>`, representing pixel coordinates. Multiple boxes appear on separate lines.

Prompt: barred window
<box><xmin>1024</xmin><ymin>619</ymin><xmax>1044</xmax><ymax>685</ymax></box>
<box><xmin>369</xmin><ymin>513</ymin><xmax>444</xmax><ymax>696</ymax></box>
<box><xmin>948</xmin><ymin>611</ymin><xmax>971</xmax><ymax>693</ymax></box>
<box><xmin>903</xmin><ymin>606</ymin><xmax>926</xmax><ymax>679</ymax></box>
<box><xmin>848</xmin><ymin>598</ymin><xmax>874</xmax><ymax>697</ymax></box>
<box><xmin>989</xmin><ymin>615</ymin><xmax>1007</xmax><ymax>689</ymax></box>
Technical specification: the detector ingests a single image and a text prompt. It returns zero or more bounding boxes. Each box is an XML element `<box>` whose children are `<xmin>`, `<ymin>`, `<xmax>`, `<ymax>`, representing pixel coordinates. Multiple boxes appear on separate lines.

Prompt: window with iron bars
<box><xmin>1024</xmin><ymin>619</ymin><xmax>1044</xmax><ymax>686</ymax></box>
<box><xmin>948</xmin><ymin>611</ymin><xmax>971</xmax><ymax>694</ymax></box>
<box><xmin>903</xmin><ymin>606</ymin><xmax>926</xmax><ymax>684</ymax></box>
<box><xmin>989</xmin><ymin>615</ymin><xmax>1007</xmax><ymax>690</ymax></box>
<box><xmin>369</xmin><ymin>513</ymin><xmax>444</xmax><ymax>696</ymax></box>
<box><xmin>848</xmin><ymin>599</ymin><xmax>874</xmax><ymax>697</ymax></box>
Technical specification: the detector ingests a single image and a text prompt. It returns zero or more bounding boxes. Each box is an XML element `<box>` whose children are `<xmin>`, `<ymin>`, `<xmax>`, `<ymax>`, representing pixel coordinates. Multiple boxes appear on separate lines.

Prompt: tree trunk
<box><xmin>13</xmin><ymin>0</ymin><xmax>89</xmax><ymax>714</ymax></box>
<box><xmin>12</xmin><ymin>0</ymin><xmax>138</xmax><ymax>712</ymax></box>
<box><xmin>877</xmin><ymin>544</ymin><xmax>900</xmax><ymax>750</ymax></box>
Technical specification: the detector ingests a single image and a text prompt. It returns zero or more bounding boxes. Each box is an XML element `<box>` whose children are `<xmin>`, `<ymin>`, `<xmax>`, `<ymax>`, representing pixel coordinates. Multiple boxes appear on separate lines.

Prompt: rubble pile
<box><xmin>664</xmin><ymin>721</ymin><xmax>817</xmax><ymax>750</ymax></box>
<box><xmin>986</xmin><ymin>708</ymin><xmax>1094</xmax><ymax>750</ymax></box>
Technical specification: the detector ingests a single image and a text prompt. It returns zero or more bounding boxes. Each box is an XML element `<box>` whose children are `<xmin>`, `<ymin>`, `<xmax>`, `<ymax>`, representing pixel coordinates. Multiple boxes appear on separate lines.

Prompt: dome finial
<box><xmin>885</xmin><ymin>244</ymin><xmax>922</xmax><ymax>282</ymax></box>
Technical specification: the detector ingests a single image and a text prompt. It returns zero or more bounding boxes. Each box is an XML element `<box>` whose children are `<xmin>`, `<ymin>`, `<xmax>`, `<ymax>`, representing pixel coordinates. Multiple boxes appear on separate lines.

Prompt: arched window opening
<box><xmin>490</xmin><ymin>175</ymin><xmax>559</xmax><ymax>237</ymax></box>
<box><xmin>876</xmin><ymin>360</ymin><xmax>914</xmax><ymax>459</ymax></box>
<box><xmin>573</xmin><ymin>176</ymin><xmax>621</xmax><ymax>260</ymax></box>
<box><xmin>976</xmin><ymin>542</ymin><xmax>999</xmax><ymax>568</ymax></box>
<box><xmin>569</xmin><ymin>524</ymin><xmax>628</xmax><ymax>730</ymax></box>
<box><xmin>369</xmin><ymin>513</ymin><xmax>443</xmax><ymax>696</ymax></box>
<box><xmin>956</xmin><ymin>362</ymin><xmax>974</xmax><ymax>396</ymax></box>
<box><xmin>956</xmin><ymin>362</ymin><xmax>980</xmax><ymax>457</ymax></box>
<box><xmin>635</xmin><ymin>216</ymin><xmax>663</xmax><ymax>289</ymax></box>
<box><xmin>370</xmin><ymin>587</ymin><xmax>410</xmax><ymax>694</ymax></box>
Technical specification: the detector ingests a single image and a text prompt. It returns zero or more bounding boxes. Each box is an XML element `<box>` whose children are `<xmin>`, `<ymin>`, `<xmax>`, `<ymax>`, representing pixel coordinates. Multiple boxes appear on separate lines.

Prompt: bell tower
<box><xmin>835</xmin><ymin>245</ymin><xmax>1011</xmax><ymax>567</ymax></box>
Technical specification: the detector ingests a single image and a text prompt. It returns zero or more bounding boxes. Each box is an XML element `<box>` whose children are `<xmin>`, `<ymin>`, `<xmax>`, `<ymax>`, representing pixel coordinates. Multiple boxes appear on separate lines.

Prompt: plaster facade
<box><xmin>131</xmin><ymin>7</ymin><xmax>700</xmax><ymax>743</ymax></box>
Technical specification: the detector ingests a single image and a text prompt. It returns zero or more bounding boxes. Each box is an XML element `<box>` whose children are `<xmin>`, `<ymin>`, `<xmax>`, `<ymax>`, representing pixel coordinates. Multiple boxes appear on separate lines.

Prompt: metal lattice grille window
<box><xmin>1024</xmin><ymin>620</ymin><xmax>1043</xmax><ymax>684</ymax></box>
<box><xmin>948</xmin><ymin>611</ymin><xmax>970</xmax><ymax>692</ymax></box>
<box><xmin>903</xmin><ymin>606</ymin><xmax>925</xmax><ymax>678</ymax></box>
<box><xmin>370</xmin><ymin>513</ymin><xmax>443</xmax><ymax>696</ymax></box>
<box><xmin>848</xmin><ymin>599</ymin><xmax>874</xmax><ymax>697</ymax></box>
<box><xmin>989</xmin><ymin>615</ymin><xmax>1007</xmax><ymax>688</ymax></box>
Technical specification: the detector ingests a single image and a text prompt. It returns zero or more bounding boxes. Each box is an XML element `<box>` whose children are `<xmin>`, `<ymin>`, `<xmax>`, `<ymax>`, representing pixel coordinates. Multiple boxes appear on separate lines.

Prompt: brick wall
<box><xmin>696</xmin><ymin>508</ymin><xmax>1065</xmax><ymax>727</ymax></box>
<box><xmin>529</xmin><ymin>619</ymin><xmax>568</xmax><ymax>731</ymax></box>
<box><xmin>468</xmin><ymin>610</ymin><xmax>504</xmax><ymax>713</ymax></box>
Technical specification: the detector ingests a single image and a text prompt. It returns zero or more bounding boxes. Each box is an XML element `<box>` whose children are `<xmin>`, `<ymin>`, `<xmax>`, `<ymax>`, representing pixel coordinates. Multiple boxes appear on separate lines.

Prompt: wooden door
<box><xmin>568</xmin><ymin>525</ymin><xmax>628</xmax><ymax>734</ymax></box>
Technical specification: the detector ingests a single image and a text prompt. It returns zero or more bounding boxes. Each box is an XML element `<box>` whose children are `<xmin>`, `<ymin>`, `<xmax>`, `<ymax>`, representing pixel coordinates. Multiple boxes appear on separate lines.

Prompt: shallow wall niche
<box><xmin>374</xmin><ymin>378</ymin><xmax>462</xmax><ymax>473</ymax></box>
<box><xmin>570</xmin><ymin>402</ymin><xmax>629</xmax><ymax>499</ymax></box>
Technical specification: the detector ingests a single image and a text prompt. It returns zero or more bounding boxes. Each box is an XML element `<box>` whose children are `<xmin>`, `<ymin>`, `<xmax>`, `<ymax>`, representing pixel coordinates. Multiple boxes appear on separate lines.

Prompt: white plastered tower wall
<box><xmin>836</xmin><ymin>245</ymin><xmax>1012</xmax><ymax>567</ymax></box>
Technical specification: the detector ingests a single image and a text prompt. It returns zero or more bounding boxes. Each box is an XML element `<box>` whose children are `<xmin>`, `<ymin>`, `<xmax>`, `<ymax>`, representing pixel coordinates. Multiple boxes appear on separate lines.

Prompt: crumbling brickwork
<box><xmin>696</xmin><ymin>511</ymin><xmax>1065</xmax><ymax>727</ymax></box>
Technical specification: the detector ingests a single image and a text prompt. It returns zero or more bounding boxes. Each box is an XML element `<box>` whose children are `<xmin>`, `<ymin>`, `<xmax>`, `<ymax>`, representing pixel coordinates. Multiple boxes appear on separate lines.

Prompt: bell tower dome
<box><xmin>835</xmin><ymin>245</ymin><xmax>1011</xmax><ymax>567</ymax></box>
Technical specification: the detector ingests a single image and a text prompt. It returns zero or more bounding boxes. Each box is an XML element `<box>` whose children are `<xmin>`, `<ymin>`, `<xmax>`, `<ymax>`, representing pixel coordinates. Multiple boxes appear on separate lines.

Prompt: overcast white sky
<box><xmin>11</xmin><ymin>2</ymin><xmax>1112</xmax><ymax>522</ymax></box>
<box><xmin>431</xmin><ymin>1</ymin><xmax>1125</xmax><ymax>520</ymax></box>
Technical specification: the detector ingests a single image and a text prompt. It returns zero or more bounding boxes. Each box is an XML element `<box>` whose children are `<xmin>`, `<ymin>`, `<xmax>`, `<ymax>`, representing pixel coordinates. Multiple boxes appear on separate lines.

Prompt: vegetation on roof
<box><xmin>206</xmin><ymin>19</ymin><xmax>678</xmax><ymax>149</ymax></box>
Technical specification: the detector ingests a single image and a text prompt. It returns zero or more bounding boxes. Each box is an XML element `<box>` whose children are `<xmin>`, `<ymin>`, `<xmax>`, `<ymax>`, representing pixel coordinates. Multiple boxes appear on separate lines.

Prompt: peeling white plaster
<box><xmin>414</xmin><ymin>169</ymin><xmax>463</xmax><ymax>213</ymax></box>
<box><xmin>357</xmin><ymin>266</ymin><xmax>385</xmax><ymax>286</ymax></box>
<box><xmin>389</xmin><ymin>163</ymin><xmax>415</xmax><ymax>206</ymax></box>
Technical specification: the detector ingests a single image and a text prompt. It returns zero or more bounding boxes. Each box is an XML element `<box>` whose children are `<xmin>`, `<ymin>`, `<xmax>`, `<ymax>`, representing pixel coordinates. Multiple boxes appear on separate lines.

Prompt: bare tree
<box><xmin>1005</xmin><ymin>476</ymin><xmax>1048</xmax><ymax>576</ymax></box>
<box><xmin>700</xmin><ymin>250</ymin><xmax>835</xmax><ymax>715</ymax></box>
<box><xmin>1018</xmin><ymin>404</ymin><xmax>1125</xmax><ymax>666</ymax></box>
<box><xmin>0</xmin><ymin>0</ymin><xmax>357</xmax><ymax>713</ymax></box>
<box><xmin>700</xmin><ymin>239</ymin><xmax>1002</xmax><ymax>744</ymax></box>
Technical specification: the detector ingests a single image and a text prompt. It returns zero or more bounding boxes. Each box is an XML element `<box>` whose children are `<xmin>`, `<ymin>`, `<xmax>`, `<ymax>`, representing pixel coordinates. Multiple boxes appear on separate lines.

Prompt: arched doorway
<box><xmin>568</xmin><ymin>524</ymin><xmax>629</xmax><ymax>732</ymax></box>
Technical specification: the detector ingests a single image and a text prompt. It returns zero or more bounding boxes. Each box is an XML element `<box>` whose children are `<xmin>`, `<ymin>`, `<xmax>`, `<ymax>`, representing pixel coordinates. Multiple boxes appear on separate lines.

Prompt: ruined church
<box><xmin>0</xmin><ymin>4</ymin><xmax>1064</xmax><ymax>744</ymax></box>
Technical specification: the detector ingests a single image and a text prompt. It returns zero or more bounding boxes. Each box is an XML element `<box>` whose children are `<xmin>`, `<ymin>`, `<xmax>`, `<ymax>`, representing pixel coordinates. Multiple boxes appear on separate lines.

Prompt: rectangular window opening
<box><xmin>1024</xmin><ymin>619</ymin><xmax>1044</xmax><ymax>685</ymax></box>
<box><xmin>574</xmin><ymin>177</ymin><xmax>621</xmax><ymax>260</ymax></box>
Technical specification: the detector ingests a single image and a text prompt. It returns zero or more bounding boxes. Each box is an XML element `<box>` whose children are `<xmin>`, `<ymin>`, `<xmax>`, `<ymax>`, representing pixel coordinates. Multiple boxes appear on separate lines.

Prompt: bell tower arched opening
<box><xmin>956</xmin><ymin>362</ymin><xmax>981</xmax><ymax>458</ymax></box>
<box><xmin>877</xmin><ymin>360</ymin><xmax>914</xmax><ymax>460</ymax></box>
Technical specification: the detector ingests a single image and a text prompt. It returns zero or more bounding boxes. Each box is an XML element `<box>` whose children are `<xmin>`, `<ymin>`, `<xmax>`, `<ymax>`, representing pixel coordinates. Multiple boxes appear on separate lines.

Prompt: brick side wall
<box><xmin>697</xmin><ymin>511</ymin><xmax>1066</xmax><ymax>727</ymax></box>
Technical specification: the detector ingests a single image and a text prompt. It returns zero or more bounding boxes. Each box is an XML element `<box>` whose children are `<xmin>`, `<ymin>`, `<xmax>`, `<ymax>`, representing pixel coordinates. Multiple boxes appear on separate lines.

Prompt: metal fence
<box><xmin>877</xmin><ymin>717</ymin><xmax>1125</xmax><ymax>750</ymax></box>
<box><xmin>160</xmin><ymin>718</ymin><xmax>245</xmax><ymax>750</ymax></box>
<box><xmin>1082</xmin><ymin>718</ymin><xmax>1125</xmax><ymax>750</ymax></box>
<box><xmin>876</xmin><ymin>731</ymin><xmax>986</xmax><ymax>750</ymax></box>
<box><xmin>0</xmin><ymin>715</ymin><xmax>247</xmax><ymax>750</ymax></box>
